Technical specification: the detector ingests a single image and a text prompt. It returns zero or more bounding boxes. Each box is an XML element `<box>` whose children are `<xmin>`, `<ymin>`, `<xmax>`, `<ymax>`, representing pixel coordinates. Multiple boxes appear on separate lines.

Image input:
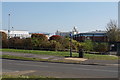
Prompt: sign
<box><xmin>69</xmin><ymin>33</ymin><xmax>72</xmax><ymax>37</ymax></box>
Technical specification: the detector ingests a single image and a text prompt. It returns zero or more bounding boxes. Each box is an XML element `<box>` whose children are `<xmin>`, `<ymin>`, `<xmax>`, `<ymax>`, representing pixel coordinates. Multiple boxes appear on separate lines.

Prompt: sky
<box><xmin>2</xmin><ymin>2</ymin><xmax>118</xmax><ymax>33</ymax></box>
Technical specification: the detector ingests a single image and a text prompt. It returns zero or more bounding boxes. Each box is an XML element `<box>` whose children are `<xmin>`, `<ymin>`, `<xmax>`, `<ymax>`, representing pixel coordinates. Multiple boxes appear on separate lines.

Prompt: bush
<box><xmin>49</xmin><ymin>40</ymin><xmax>63</xmax><ymax>51</ymax></box>
<box><xmin>31</xmin><ymin>33</ymin><xmax>48</xmax><ymax>49</ymax></box>
<box><xmin>60</xmin><ymin>38</ymin><xmax>70</xmax><ymax>49</ymax></box>
<box><xmin>23</xmin><ymin>38</ymin><xmax>32</xmax><ymax>49</ymax></box>
<box><xmin>8</xmin><ymin>37</ymin><xmax>27</xmax><ymax>49</ymax></box>
<box><xmin>14</xmin><ymin>38</ymin><xmax>24</xmax><ymax>49</ymax></box>
<box><xmin>0</xmin><ymin>31</ymin><xmax>8</xmax><ymax>48</ymax></box>
<box><xmin>81</xmin><ymin>40</ymin><xmax>93</xmax><ymax>51</ymax></box>
<box><xmin>0</xmin><ymin>31</ymin><xmax>7</xmax><ymax>40</ymax></box>
<box><xmin>72</xmin><ymin>39</ymin><xmax>81</xmax><ymax>51</ymax></box>
<box><xmin>93</xmin><ymin>42</ymin><xmax>108</xmax><ymax>52</ymax></box>
<box><xmin>49</xmin><ymin>35</ymin><xmax>63</xmax><ymax>42</ymax></box>
<box><xmin>2</xmin><ymin>40</ymin><xmax>8</xmax><ymax>48</ymax></box>
<box><xmin>31</xmin><ymin>33</ymin><xmax>48</xmax><ymax>41</ymax></box>
<box><xmin>9</xmin><ymin>37</ymin><xmax>16</xmax><ymax>48</ymax></box>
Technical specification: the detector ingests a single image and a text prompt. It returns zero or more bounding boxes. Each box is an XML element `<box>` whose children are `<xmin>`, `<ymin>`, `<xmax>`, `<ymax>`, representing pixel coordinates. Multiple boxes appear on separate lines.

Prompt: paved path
<box><xmin>2</xmin><ymin>59</ymin><xmax>118</xmax><ymax>78</ymax></box>
<box><xmin>2</xmin><ymin>51</ymin><xmax>118</xmax><ymax>65</ymax></box>
<box><xmin>2</xmin><ymin>51</ymin><xmax>64</xmax><ymax>60</ymax></box>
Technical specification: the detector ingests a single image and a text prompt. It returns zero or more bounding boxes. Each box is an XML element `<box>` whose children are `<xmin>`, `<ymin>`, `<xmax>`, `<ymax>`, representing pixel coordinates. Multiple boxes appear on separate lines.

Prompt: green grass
<box><xmin>1</xmin><ymin>75</ymin><xmax>55</xmax><ymax>80</ymax></box>
<box><xmin>84</xmin><ymin>54</ymin><xmax>118</xmax><ymax>60</ymax></box>
<box><xmin>2</xmin><ymin>55</ymin><xmax>82</xmax><ymax>63</ymax></box>
<box><xmin>1</xmin><ymin>78</ymin><xmax>84</xmax><ymax>80</ymax></box>
<box><xmin>1</xmin><ymin>75</ymin><xmax>82</xmax><ymax>80</ymax></box>
<box><xmin>1</xmin><ymin>48</ymin><xmax>118</xmax><ymax>60</ymax></box>
<box><xmin>1</xmin><ymin>48</ymin><xmax>78</xmax><ymax>57</ymax></box>
<box><xmin>2</xmin><ymin>75</ymin><xmax>51</xmax><ymax>78</ymax></box>
<box><xmin>2</xmin><ymin>55</ymin><xmax>48</xmax><ymax>62</ymax></box>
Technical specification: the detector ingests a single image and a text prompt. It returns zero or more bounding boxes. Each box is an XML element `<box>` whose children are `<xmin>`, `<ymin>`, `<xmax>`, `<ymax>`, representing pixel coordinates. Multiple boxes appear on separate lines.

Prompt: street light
<box><xmin>8</xmin><ymin>14</ymin><xmax>10</xmax><ymax>39</ymax></box>
<box><xmin>8</xmin><ymin>14</ymin><xmax>10</xmax><ymax>48</ymax></box>
<box><xmin>69</xmin><ymin>32</ymin><xmax>72</xmax><ymax>57</ymax></box>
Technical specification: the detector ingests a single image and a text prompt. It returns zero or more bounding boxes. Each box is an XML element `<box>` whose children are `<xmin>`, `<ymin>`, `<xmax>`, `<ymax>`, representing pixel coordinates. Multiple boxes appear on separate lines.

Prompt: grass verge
<box><xmin>84</xmin><ymin>54</ymin><xmax>118</xmax><ymax>60</ymax></box>
<box><xmin>1</xmin><ymin>48</ymin><xmax>118</xmax><ymax>60</ymax></box>
<box><xmin>2</xmin><ymin>55</ymin><xmax>81</xmax><ymax>64</ymax></box>
<box><xmin>1</xmin><ymin>75</ymin><xmax>83</xmax><ymax>80</ymax></box>
<box><xmin>2</xmin><ymin>75</ymin><xmax>51</xmax><ymax>78</ymax></box>
<box><xmin>1</xmin><ymin>49</ymin><xmax>78</xmax><ymax>57</ymax></box>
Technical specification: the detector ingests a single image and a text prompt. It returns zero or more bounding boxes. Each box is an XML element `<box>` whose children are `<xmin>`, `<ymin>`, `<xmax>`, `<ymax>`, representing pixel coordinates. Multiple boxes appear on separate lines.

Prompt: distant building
<box><xmin>72</xmin><ymin>30</ymin><xmax>108</xmax><ymax>42</ymax></box>
<box><xmin>0</xmin><ymin>29</ymin><xmax>31</xmax><ymax>39</ymax></box>
<box><xmin>55</xmin><ymin>27</ymin><xmax>79</xmax><ymax>37</ymax></box>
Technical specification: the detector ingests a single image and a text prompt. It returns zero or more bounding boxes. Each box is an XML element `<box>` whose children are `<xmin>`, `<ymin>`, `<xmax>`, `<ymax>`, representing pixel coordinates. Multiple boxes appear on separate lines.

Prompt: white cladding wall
<box><xmin>10</xmin><ymin>31</ymin><xmax>29</xmax><ymax>34</ymax></box>
<box><xmin>0</xmin><ymin>30</ymin><xmax>31</xmax><ymax>38</ymax></box>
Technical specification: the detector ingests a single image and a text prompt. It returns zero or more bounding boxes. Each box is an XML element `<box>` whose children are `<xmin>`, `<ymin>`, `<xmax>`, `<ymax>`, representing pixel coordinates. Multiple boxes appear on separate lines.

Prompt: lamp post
<box><xmin>69</xmin><ymin>32</ymin><xmax>72</xmax><ymax>57</ymax></box>
<box><xmin>8</xmin><ymin>14</ymin><xmax>10</xmax><ymax>48</ymax></box>
<box><xmin>8</xmin><ymin>14</ymin><xmax>10</xmax><ymax>39</ymax></box>
<box><xmin>12</xmin><ymin>27</ymin><xmax>14</xmax><ymax>37</ymax></box>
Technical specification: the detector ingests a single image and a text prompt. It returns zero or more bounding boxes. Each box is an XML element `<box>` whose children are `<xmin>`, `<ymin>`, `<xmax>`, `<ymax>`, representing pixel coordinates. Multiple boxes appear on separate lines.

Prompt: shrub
<box><xmin>49</xmin><ymin>40</ymin><xmax>63</xmax><ymax>51</ymax></box>
<box><xmin>31</xmin><ymin>33</ymin><xmax>48</xmax><ymax>49</ymax></box>
<box><xmin>93</xmin><ymin>42</ymin><xmax>108</xmax><ymax>52</ymax></box>
<box><xmin>72</xmin><ymin>39</ymin><xmax>81</xmax><ymax>51</ymax></box>
<box><xmin>31</xmin><ymin>33</ymin><xmax>48</xmax><ymax>41</ymax></box>
<box><xmin>7</xmin><ymin>37</ymin><xmax>24</xmax><ymax>49</ymax></box>
<box><xmin>62</xmin><ymin>38</ymin><xmax>70</xmax><ymax>49</ymax></box>
<box><xmin>81</xmin><ymin>40</ymin><xmax>93</xmax><ymax>51</ymax></box>
<box><xmin>2</xmin><ymin>40</ymin><xmax>8</xmax><ymax>48</ymax></box>
<box><xmin>14</xmin><ymin>38</ymin><xmax>24</xmax><ymax>49</ymax></box>
<box><xmin>9</xmin><ymin>38</ymin><xmax>16</xmax><ymax>48</ymax></box>
<box><xmin>23</xmin><ymin>38</ymin><xmax>32</xmax><ymax>49</ymax></box>
<box><xmin>0</xmin><ymin>31</ymin><xmax>7</xmax><ymax>40</ymax></box>
<box><xmin>49</xmin><ymin>35</ymin><xmax>63</xmax><ymax>42</ymax></box>
<box><xmin>0</xmin><ymin>31</ymin><xmax>8</xmax><ymax>48</ymax></box>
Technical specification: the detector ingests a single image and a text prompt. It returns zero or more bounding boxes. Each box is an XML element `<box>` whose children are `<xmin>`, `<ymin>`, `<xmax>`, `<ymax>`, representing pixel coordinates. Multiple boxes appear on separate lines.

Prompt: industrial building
<box><xmin>55</xmin><ymin>27</ymin><xmax>79</xmax><ymax>37</ymax></box>
<box><xmin>0</xmin><ymin>29</ymin><xmax>31</xmax><ymax>39</ymax></box>
<box><xmin>72</xmin><ymin>30</ymin><xmax>108</xmax><ymax>42</ymax></box>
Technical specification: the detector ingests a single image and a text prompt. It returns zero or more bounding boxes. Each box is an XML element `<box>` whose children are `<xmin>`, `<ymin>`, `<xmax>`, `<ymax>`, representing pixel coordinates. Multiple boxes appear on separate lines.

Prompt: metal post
<box><xmin>12</xmin><ymin>27</ymin><xmax>14</xmax><ymax>37</ymax></box>
<box><xmin>70</xmin><ymin>33</ymin><xmax>72</xmax><ymax>57</ymax></box>
<box><xmin>8</xmin><ymin>14</ymin><xmax>10</xmax><ymax>39</ymax></box>
<box><xmin>8</xmin><ymin>14</ymin><xmax>10</xmax><ymax>48</ymax></box>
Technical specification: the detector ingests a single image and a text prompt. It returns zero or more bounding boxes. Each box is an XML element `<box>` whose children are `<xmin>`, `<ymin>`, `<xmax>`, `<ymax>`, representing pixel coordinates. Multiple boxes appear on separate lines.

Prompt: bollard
<box><xmin>117</xmin><ymin>42</ymin><xmax>120</xmax><ymax>56</ymax></box>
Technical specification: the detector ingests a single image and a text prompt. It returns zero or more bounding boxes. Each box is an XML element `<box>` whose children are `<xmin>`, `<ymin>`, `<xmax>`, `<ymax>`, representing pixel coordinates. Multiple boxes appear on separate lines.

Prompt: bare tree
<box><xmin>106</xmin><ymin>20</ymin><xmax>120</xmax><ymax>42</ymax></box>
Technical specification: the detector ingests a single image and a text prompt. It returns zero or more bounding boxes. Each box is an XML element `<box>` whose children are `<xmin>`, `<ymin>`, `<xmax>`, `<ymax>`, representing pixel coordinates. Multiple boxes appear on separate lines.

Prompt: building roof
<box><xmin>86</xmin><ymin>30</ymin><xmax>106</xmax><ymax>33</ymax></box>
<box><xmin>0</xmin><ymin>29</ymin><xmax>29</xmax><ymax>31</ymax></box>
<box><xmin>73</xmin><ymin>30</ymin><xmax>107</xmax><ymax>36</ymax></box>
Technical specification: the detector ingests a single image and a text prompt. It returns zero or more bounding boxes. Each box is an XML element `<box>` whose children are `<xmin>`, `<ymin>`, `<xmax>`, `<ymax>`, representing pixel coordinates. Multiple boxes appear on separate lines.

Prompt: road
<box><xmin>2</xmin><ymin>59</ymin><xmax>118</xmax><ymax>78</ymax></box>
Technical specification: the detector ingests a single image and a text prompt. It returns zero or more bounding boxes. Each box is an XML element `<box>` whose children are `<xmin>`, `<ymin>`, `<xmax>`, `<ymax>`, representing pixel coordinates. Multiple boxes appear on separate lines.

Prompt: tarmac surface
<box><xmin>2</xmin><ymin>59</ymin><xmax>118</xmax><ymax>78</ymax></box>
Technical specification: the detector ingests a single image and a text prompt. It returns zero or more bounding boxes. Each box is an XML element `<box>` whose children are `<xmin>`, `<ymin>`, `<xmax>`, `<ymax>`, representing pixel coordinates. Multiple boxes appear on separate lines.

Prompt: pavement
<box><xmin>64</xmin><ymin>57</ymin><xmax>87</xmax><ymax>61</ymax></box>
<box><xmin>2</xmin><ymin>51</ymin><xmax>119</xmax><ymax>66</ymax></box>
